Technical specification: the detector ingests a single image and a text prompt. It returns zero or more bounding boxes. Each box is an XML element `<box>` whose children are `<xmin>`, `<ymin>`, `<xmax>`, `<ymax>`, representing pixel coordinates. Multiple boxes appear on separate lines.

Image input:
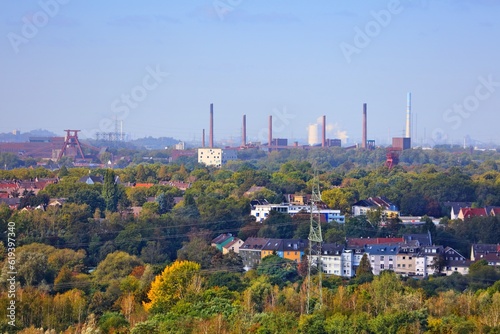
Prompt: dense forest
<box><xmin>1</xmin><ymin>147</ymin><xmax>500</xmax><ymax>333</ymax></box>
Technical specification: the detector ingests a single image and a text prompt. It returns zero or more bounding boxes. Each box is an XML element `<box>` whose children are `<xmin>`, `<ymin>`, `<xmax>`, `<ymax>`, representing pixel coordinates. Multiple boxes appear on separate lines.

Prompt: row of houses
<box><xmin>0</xmin><ymin>178</ymin><xmax>58</xmax><ymax>196</ymax></box>
<box><xmin>250</xmin><ymin>199</ymin><xmax>345</xmax><ymax>223</ymax></box>
<box><xmin>213</xmin><ymin>233</ymin><xmax>500</xmax><ymax>278</ymax></box>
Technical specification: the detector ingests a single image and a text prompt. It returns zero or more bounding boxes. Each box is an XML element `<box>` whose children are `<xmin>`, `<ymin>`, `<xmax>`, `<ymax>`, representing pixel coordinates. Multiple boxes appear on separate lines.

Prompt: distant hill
<box><xmin>131</xmin><ymin>136</ymin><xmax>182</xmax><ymax>150</ymax></box>
<box><xmin>0</xmin><ymin>129</ymin><xmax>59</xmax><ymax>143</ymax></box>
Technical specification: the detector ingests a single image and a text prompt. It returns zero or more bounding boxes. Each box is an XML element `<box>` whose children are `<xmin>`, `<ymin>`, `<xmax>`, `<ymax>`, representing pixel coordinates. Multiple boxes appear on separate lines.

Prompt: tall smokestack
<box><xmin>202</xmin><ymin>129</ymin><xmax>205</xmax><ymax>148</ymax></box>
<box><xmin>405</xmin><ymin>92</ymin><xmax>411</xmax><ymax>139</ymax></box>
<box><xmin>242</xmin><ymin>115</ymin><xmax>247</xmax><ymax>147</ymax></box>
<box><xmin>322</xmin><ymin>115</ymin><xmax>326</xmax><ymax>147</ymax></box>
<box><xmin>268</xmin><ymin>115</ymin><xmax>272</xmax><ymax>148</ymax></box>
<box><xmin>362</xmin><ymin>103</ymin><xmax>367</xmax><ymax>149</ymax></box>
<box><xmin>209</xmin><ymin>103</ymin><xmax>214</xmax><ymax>148</ymax></box>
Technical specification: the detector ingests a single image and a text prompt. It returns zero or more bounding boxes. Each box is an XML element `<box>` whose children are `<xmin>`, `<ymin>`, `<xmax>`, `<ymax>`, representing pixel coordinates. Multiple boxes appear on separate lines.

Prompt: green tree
<box><xmin>93</xmin><ymin>251</ymin><xmax>143</xmax><ymax>287</ymax></box>
<box><xmin>156</xmin><ymin>193</ymin><xmax>174</xmax><ymax>214</ymax></box>
<box><xmin>68</xmin><ymin>188</ymin><xmax>105</xmax><ymax>214</ymax></box>
<box><xmin>102</xmin><ymin>169</ymin><xmax>119</xmax><ymax>212</ymax></box>
<box><xmin>58</xmin><ymin>165</ymin><xmax>69</xmax><ymax>177</ymax></box>
<box><xmin>257</xmin><ymin>255</ymin><xmax>299</xmax><ymax>287</ymax></box>
<box><xmin>356</xmin><ymin>253</ymin><xmax>373</xmax><ymax>280</ymax></box>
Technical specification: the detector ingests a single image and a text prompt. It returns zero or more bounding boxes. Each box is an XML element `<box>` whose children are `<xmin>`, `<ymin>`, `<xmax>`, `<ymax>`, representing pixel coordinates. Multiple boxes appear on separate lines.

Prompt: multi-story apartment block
<box><xmin>365</xmin><ymin>245</ymin><xmax>399</xmax><ymax>275</ymax></box>
<box><xmin>415</xmin><ymin>245</ymin><xmax>444</xmax><ymax>277</ymax></box>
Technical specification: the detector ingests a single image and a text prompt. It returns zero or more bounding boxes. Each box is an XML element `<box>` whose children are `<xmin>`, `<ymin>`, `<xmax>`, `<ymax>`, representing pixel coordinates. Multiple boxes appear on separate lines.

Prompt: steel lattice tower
<box><xmin>306</xmin><ymin>174</ymin><xmax>323</xmax><ymax>314</ymax></box>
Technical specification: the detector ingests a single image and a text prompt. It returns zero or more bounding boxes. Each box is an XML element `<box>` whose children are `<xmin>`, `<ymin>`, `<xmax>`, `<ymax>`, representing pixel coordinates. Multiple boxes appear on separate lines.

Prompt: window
<box><xmin>409</xmin><ymin>257</ymin><xmax>412</xmax><ymax>260</ymax></box>
<box><xmin>397</xmin><ymin>264</ymin><xmax>401</xmax><ymax>268</ymax></box>
<box><xmin>402</xmin><ymin>264</ymin><xmax>406</xmax><ymax>268</ymax></box>
<box><xmin>380</xmin><ymin>256</ymin><xmax>385</xmax><ymax>260</ymax></box>
<box><xmin>403</xmin><ymin>256</ymin><xmax>406</xmax><ymax>260</ymax></box>
<box><xmin>409</xmin><ymin>264</ymin><xmax>412</xmax><ymax>268</ymax></box>
<box><xmin>380</xmin><ymin>264</ymin><xmax>385</xmax><ymax>269</ymax></box>
<box><xmin>389</xmin><ymin>264</ymin><xmax>393</xmax><ymax>269</ymax></box>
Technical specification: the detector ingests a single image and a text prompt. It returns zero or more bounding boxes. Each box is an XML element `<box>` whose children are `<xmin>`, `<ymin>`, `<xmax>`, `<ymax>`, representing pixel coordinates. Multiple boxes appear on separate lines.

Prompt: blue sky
<box><xmin>1</xmin><ymin>0</ymin><xmax>499</xmax><ymax>146</ymax></box>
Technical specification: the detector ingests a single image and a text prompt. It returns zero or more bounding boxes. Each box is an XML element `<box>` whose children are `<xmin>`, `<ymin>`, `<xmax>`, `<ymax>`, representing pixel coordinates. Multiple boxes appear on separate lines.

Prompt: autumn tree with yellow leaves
<box><xmin>143</xmin><ymin>260</ymin><xmax>201</xmax><ymax>314</ymax></box>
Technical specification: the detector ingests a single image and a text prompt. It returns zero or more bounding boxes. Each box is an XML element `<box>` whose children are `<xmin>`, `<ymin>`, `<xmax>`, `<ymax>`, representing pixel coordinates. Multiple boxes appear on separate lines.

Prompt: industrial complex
<box><xmin>1</xmin><ymin>94</ymin><xmax>413</xmax><ymax>168</ymax></box>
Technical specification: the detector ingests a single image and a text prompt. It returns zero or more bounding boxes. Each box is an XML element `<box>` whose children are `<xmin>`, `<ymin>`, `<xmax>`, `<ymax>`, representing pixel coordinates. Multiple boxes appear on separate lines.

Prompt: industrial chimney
<box><xmin>202</xmin><ymin>129</ymin><xmax>205</xmax><ymax>148</ymax></box>
<box><xmin>209</xmin><ymin>103</ymin><xmax>214</xmax><ymax>148</ymax></box>
<box><xmin>405</xmin><ymin>93</ymin><xmax>411</xmax><ymax>139</ymax></box>
<box><xmin>268</xmin><ymin>115</ymin><xmax>273</xmax><ymax>148</ymax></box>
<box><xmin>242</xmin><ymin>115</ymin><xmax>247</xmax><ymax>147</ymax></box>
<box><xmin>362</xmin><ymin>103</ymin><xmax>367</xmax><ymax>149</ymax></box>
<box><xmin>322</xmin><ymin>115</ymin><xmax>326</xmax><ymax>147</ymax></box>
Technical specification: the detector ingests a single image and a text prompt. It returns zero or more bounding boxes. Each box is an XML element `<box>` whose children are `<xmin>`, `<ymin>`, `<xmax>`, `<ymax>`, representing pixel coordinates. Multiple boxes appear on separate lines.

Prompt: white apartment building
<box><xmin>311</xmin><ymin>244</ymin><xmax>355</xmax><ymax>278</ymax></box>
<box><xmin>415</xmin><ymin>246</ymin><xmax>444</xmax><ymax>277</ymax></box>
<box><xmin>197</xmin><ymin>148</ymin><xmax>237</xmax><ymax>167</ymax></box>
<box><xmin>250</xmin><ymin>203</ymin><xmax>345</xmax><ymax>223</ymax></box>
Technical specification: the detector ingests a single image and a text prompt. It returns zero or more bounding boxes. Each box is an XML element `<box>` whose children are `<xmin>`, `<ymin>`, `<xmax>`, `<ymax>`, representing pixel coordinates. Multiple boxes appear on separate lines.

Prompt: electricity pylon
<box><xmin>306</xmin><ymin>173</ymin><xmax>323</xmax><ymax>314</ymax></box>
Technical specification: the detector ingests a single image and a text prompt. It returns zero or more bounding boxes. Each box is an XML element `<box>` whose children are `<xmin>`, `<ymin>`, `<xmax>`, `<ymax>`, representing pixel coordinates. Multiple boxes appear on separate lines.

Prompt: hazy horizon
<box><xmin>1</xmin><ymin>0</ymin><xmax>499</xmax><ymax>147</ymax></box>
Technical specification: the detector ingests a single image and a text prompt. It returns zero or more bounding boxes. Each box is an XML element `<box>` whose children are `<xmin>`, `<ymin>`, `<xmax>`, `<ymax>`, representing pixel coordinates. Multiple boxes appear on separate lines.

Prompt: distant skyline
<box><xmin>1</xmin><ymin>0</ymin><xmax>499</xmax><ymax>146</ymax></box>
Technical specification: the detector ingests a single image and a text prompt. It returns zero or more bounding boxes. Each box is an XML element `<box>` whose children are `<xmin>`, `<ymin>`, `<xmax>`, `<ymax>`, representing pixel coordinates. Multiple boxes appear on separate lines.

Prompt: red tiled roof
<box><xmin>347</xmin><ymin>237</ymin><xmax>404</xmax><ymax>247</ymax></box>
<box><xmin>460</xmin><ymin>208</ymin><xmax>488</xmax><ymax>219</ymax></box>
<box><xmin>0</xmin><ymin>183</ymin><xmax>18</xmax><ymax>189</ymax></box>
<box><xmin>134</xmin><ymin>183</ymin><xmax>154</xmax><ymax>188</ymax></box>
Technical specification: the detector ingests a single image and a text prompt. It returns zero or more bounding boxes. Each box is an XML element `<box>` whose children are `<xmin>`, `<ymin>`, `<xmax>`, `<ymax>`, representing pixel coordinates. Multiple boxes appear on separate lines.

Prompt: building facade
<box><xmin>197</xmin><ymin>148</ymin><xmax>237</xmax><ymax>167</ymax></box>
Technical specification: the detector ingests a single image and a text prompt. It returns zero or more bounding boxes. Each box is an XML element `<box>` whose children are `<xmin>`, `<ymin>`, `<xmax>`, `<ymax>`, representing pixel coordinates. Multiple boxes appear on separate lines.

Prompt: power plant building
<box><xmin>198</xmin><ymin>148</ymin><xmax>237</xmax><ymax>167</ymax></box>
<box><xmin>392</xmin><ymin>137</ymin><xmax>411</xmax><ymax>150</ymax></box>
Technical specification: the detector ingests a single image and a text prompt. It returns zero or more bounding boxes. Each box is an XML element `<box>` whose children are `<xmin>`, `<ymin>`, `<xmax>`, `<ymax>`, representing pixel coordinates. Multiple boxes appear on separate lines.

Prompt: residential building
<box><xmin>79</xmin><ymin>175</ymin><xmax>103</xmax><ymax>185</ymax></box>
<box><xmin>313</xmin><ymin>243</ymin><xmax>343</xmax><ymax>276</ymax></box>
<box><xmin>211</xmin><ymin>234</ymin><xmax>234</xmax><ymax>251</ymax></box>
<box><xmin>350</xmin><ymin>246</ymin><xmax>367</xmax><ymax>273</ymax></box>
<box><xmin>313</xmin><ymin>243</ymin><xmax>356</xmax><ymax>278</ymax></box>
<box><xmin>250</xmin><ymin>202</ymin><xmax>344</xmax><ymax>223</ymax></box>
<box><xmin>395</xmin><ymin>244</ymin><xmax>419</xmax><ymax>276</ymax></box>
<box><xmin>346</xmin><ymin>237</ymin><xmax>404</xmax><ymax>248</ymax></box>
<box><xmin>261</xmin><ymin>239</ymin><xmax>284</xmax><ymax>259</ymax></box>
<box><xmin>365</xmin><ymin>245</ymin><xmax>399</xmax><ymax>275</ymax></box>
<box><xmin>197</xmin><ymin>148</ymin><xmax>237</xmax><ymax>167</ymax></box>
<box><xmin>415</xmin><ymin>245</ymin><xmax>444</xmax><ymax>277</ymax></box>
<box><xmin>0</xmin><ymin>198</ymin><xmax>20</xmax><ymax>210</ymax></box>
<box><xmin>282</xmin><ymin>239</ymin><xmax>307</xmax><ymax>263</ymax></box>
<box><xmin>471</xmin><ymin>244</ymin><xmax>500</xmax><ymax>267</ymax></box>
<box><xmin>458</xmin><ymin>207</ymin><xmax>488</xmax><ymax>220</ymax></box>
<box><xmin>222</xmin><ymin>238</ymin><xmax>244</xmax><ymax>255</ymax></box>
<box><xmin>403</xmin><ymin>233</ymin><xmax>432</xmax><ymax>247</ymax></box>
<box><xmin>442</xmin><ymin>201</ymin><xmax>472</xmax><ymax>220</ymax></box>
<box><xmin>351</xmin><ymin>196</ymin><xmax>399</xmax><ymax>218</ymax></box>
<box><xmin>443</xmin><ymin>247</ymin><xmax>470</xmax><ymax>276</ymax></box>
<box><xmin>239</xmin><ymin>237</ymin><xmax>269</xmax><ymax>270</ymax></box>
<box><xmin>159</xmin><ymin>180</ymin><xmax>191</xmax><ymax>191</ymax></box>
